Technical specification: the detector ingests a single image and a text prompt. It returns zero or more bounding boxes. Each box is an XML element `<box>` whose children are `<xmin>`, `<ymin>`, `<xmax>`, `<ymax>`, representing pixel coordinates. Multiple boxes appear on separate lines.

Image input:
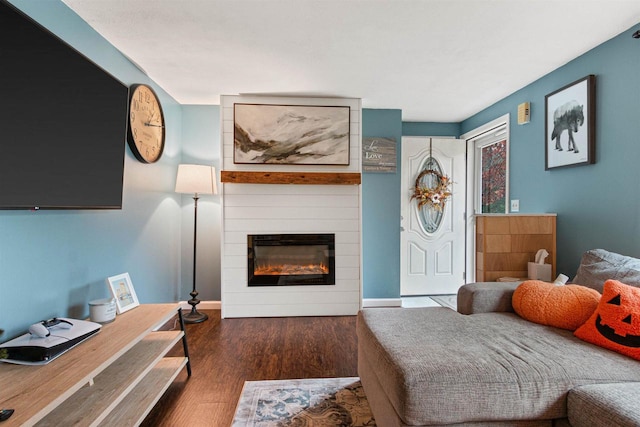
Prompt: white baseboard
<box><xmin>362</xmin><ymin>298</ymin><xmax>402</xmax><ymax>308</ymax></box>
<box><xmin>180</xmin><ymin>300</ymin><xmax>401</xmax><ymax>312</ymax></box>
<box><xmin>179</xmin><ymin>300</ymin><xmax>221</xmax><ymax>311</ymax></box>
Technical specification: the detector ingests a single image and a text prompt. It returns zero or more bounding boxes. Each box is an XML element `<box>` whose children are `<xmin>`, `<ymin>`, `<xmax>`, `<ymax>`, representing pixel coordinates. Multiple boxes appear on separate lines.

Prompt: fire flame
<box><xmin>254</xmin><ymin>263</ymin><xmax>328</xmax><ymax>276</ymax></box>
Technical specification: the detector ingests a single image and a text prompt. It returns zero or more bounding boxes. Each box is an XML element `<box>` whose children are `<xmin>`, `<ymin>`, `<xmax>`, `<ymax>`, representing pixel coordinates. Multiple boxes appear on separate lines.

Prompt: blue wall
<box><xmin>461</xmin><ymin>23</ymin><xmax>640</xmax><ymax>277</ymax></box>
<box><xmin>361</xmin><ymin>110</ymin><xmax>403</xmax><ymax>299</ymax></box>
<box><xmin>0</xmin><ymin>1</ymin><xmax>186</xmax><ymax>339</ymax></box>
<box><xmin>403</xmin><ymin>122</ymin><xmax>461</xmax><ymax>137</ymax></box>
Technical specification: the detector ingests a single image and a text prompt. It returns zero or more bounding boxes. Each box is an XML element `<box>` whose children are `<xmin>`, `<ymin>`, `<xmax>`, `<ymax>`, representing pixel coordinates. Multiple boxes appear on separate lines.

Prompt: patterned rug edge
<box><xmin>232</xmin><ymin>377</ymin><xmax>376</xmax><ymax>426</ymax></box>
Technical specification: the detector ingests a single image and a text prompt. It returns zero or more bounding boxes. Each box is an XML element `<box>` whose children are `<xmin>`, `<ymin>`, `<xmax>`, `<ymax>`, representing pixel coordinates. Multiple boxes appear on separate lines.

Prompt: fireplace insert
<box><xmin>247</xmin><ymin>234</ymin><xmax>335</xmax><ymax>286</ymax></box>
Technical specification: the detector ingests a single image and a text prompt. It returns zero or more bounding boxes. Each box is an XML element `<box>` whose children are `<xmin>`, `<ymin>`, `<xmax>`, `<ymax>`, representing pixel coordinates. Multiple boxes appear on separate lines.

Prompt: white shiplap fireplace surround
<box><xmin>220</xmin><ymin>95</ymin><xmax>362</xmax><ymax>318</ymax></box>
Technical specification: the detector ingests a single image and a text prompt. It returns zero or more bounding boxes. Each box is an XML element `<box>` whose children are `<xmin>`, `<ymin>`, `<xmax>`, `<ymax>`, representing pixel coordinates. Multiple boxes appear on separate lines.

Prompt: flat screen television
<box><xmin>0</xmin><ymin>0</ymin><xmax>129</xmax><ymax>209</ymax></box>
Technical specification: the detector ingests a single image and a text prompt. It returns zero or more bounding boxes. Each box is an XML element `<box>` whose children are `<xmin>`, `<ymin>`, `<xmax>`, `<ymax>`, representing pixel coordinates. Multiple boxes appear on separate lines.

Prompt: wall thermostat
<box><xmin>518</xmin><ymin>102</ymin><xmax>531</xmax><ymax>125</ymax></box>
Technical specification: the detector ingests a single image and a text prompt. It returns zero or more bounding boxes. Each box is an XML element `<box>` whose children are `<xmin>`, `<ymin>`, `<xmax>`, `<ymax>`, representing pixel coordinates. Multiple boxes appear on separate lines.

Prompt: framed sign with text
<box><xmin>362</xmin><ymin>137</ymin><xmax>396</xmax><ymax>173</ymax></box>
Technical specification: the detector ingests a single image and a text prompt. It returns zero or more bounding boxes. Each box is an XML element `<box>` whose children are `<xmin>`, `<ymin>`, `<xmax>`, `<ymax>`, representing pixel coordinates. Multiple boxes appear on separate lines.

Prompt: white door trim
<box><xmin>460</xmin><ymin>113</ymin><xmax>510</xmax><ymax>283</ymax></box>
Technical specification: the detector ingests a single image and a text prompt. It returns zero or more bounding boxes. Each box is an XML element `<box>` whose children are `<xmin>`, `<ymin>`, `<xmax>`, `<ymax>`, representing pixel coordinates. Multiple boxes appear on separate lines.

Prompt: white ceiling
<box><xmin>62</xmin><ymin>0</ymin><xmax>640</xmax><ymax>122</ymax></box>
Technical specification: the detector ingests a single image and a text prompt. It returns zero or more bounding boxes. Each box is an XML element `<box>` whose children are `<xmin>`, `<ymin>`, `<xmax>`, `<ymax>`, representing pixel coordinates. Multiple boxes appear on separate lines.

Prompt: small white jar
<box><xmin>89</xmin><ymin>298</ymin><xmax>117</xmax><ymax>323</ymax></box>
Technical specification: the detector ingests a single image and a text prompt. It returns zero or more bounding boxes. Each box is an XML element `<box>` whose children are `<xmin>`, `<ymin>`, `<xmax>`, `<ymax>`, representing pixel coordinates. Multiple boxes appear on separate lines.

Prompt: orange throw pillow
<box><xmin>513</xmin><ymin>280</ymin><xmax>601</xmax><ymax>330</ymax></box>
<box><xmin>575</xmin><ymin>279</ymin><xmax>640</xmax><ymax>360</ymax></box>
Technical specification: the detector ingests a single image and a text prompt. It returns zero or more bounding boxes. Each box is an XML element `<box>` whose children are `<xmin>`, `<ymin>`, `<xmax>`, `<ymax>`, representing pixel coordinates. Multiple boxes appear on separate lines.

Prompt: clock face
<box><xmin>127</xmin><ymin>84</ymin><xmax>165</xmax><ymax>163</ymax></box>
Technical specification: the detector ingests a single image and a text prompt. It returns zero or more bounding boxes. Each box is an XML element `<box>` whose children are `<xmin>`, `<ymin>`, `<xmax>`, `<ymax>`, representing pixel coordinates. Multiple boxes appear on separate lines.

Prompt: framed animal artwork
<box><xmin>545</xmin><ymin>75</ymin><xmax>596</xmax><ymax>170</ymax></box>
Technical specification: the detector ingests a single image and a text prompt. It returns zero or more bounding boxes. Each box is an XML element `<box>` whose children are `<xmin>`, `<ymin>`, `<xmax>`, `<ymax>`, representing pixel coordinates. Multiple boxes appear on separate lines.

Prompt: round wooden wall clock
<box><xmin>127</xmin><ymin>84</ymin><xmax>165</xmax><ymax>163</ymax></box>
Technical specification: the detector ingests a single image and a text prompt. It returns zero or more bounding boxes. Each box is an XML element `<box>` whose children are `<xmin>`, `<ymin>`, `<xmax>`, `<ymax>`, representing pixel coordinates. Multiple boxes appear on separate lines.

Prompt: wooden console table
<box><xmin>0</xmin><ymin>304</ymin><xmax>190</xmax><ymax>426</ymax></box>
<box><xmin>476</xmin><ymin>214</ymin><xmax>557</xmax><ymax>281</ymax></box>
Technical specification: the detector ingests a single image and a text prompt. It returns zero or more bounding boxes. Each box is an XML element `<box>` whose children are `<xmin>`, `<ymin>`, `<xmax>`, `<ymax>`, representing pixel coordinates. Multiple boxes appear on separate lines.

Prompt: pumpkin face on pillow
<box><xmin>594</xmin><ymin>282</ymin><xmax>640</xmax><ymax>346</ymax></box>
<box><xmin>575</xmin><ymin>279</ymin><xmax>640</xmax><ymax>360</ymax></box>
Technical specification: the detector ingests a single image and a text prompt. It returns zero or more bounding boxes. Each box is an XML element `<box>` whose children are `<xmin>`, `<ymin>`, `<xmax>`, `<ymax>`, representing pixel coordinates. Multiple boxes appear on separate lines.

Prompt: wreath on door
<box><xmin>410</xmin><ymin>169</ymin><xmax>452</xmax><ymax>211</ymax></box>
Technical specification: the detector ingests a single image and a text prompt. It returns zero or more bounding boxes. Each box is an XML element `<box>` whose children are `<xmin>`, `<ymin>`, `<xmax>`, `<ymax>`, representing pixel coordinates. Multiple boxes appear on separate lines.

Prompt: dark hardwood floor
<box><xmin>141</xmin><ymin>310</ymin><xmax>358</xmax><ymax>426</ymax></box>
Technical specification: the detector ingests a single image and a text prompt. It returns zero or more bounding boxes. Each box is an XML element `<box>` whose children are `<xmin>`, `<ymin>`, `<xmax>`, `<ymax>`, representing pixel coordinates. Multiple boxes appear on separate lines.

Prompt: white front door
<box><xmin>401</xmin><ymin>137</ymin><xmax>466</xmax><ymax>295</ymax></box>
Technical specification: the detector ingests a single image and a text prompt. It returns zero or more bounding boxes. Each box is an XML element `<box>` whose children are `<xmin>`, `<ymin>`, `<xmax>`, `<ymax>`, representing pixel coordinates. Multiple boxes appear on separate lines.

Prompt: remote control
<box><xmin>42</xmin><ymin>318</ymin><xmax>72</xmax><ymax>328</ymax></box>
<box><xmin>0</xmin><ymin>409</ymin><xmax>14</xmax><ymax>422</ymax></box>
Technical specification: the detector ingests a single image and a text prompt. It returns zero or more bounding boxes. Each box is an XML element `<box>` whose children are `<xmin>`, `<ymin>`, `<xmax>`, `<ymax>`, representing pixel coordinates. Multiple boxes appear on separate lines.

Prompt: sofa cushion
<box><xmin>457</xmin><ymin>281</ymin><xmax>519</xmax><ymax>314</ymax></box>
<box><xmin>357</xmin><ymin>307</ymin><xmax>640</xmax><ymax>426</ymax></box>
<box><xmin>574</xmin><ymin>279</ymin><xmax>640</xmax><ymax>360</ymax></box>
<box><xmin>568</xmin><ymin>383</ymin><xmax>640</xmax><ymax>427</ymax></box>
<box><xmin>572</xmin><ymin>249</ymin><xmax>640</xmax><ymax>292</ymax></box>
<box><xmin>512</xmin><ymin>280</ymin><xmax>600</xmax><ymax>330</ymax></box>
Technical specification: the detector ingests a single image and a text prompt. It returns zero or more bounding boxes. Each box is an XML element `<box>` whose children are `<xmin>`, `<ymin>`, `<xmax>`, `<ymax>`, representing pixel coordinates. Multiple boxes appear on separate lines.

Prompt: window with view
<box><xmin>481</xmin><ymin>139</ymin><xmax>507</xmax><ymax>213</ymax></box>
<box><xmin>472</xmin><ymin>125</ymin><xmax>508</xmax><ymax>214</ymax></box>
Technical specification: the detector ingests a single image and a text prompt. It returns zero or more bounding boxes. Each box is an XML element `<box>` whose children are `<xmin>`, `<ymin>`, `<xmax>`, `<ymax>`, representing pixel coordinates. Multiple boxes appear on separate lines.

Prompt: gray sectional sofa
<box><xmin>357</xmin><ymin>249</ymin><xmax>640</xmax><ymax>426</ymax></box>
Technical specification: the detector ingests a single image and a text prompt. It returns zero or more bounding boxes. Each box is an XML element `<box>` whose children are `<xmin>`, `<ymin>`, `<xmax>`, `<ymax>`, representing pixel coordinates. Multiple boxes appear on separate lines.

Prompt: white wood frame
<box><xmin>461</xmin><ymin>113</ymin><xmax>510</xmax><ymax>283</ymax></box>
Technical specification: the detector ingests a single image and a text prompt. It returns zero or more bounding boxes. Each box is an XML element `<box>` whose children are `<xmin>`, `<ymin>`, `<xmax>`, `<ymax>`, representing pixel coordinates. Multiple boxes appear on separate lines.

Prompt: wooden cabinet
<box><xmin>0</xmin><ymin>304</ymin><xmax>190</xmax><ymax>427</ymax></box>
<box><xmin>475</xmin><ymin>214</ymin><xmax>556</xmax><ymax>282</ymax></box>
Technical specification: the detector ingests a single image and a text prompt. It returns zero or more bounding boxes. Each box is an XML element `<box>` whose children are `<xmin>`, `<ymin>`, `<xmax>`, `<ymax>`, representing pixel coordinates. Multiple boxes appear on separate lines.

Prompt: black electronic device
<box><xmin>0</xmin><ymin>0</ymin><xmax>128</xmax><ymax>210</ymax></box>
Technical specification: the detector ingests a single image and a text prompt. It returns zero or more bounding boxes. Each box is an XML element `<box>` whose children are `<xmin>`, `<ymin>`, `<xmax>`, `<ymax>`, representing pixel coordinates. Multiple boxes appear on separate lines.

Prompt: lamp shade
<box><xmin>175</xmin><ymin>164</ymin><xmax>217</xmax><ymax>195</ymax></box>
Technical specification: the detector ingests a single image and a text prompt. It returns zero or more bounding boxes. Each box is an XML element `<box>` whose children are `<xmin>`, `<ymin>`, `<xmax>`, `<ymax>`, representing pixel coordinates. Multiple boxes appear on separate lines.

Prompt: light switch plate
<box><xmin>511</xmin><ymin>199</ymin><xmax>520</xmax><ymax>212</ymax></box>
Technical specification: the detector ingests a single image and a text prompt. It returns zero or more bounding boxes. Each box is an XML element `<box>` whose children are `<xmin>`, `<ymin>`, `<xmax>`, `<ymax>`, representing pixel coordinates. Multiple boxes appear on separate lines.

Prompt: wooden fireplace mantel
<box><xmin>220</xmin><ymin>171</ymin><xmax>361</xmax><ymax>185</ymax></box>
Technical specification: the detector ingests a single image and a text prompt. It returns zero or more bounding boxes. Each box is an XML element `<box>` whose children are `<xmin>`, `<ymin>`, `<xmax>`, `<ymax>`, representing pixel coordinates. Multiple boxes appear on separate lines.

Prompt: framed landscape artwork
<box><xmin>234</xmin><ymin>104</ymin><xmax>350</xmax><ymax>165</ymax></box>
<box><xmin>545</xmin><ymin>75</ymin><xmax>596</xmax><ymax>170</ymax></box>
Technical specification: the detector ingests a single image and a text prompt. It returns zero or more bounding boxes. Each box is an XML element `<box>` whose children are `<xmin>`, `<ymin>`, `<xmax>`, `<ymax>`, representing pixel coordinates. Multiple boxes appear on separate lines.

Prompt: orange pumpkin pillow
<box><xmin>575</xmin><ymin>280</ymin><xmax>640</xmax><ymax>360</ymax></box>
<box><xmin>512</xmin><ymin>280</ymin><xmax>601</xmax><ymax>330</ymax></box>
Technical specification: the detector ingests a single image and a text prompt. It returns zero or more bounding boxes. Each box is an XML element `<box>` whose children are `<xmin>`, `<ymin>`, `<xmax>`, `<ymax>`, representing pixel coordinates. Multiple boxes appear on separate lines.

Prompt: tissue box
<box><xmin>528</xmin><ymin>262</ymin><xmax>552</xmax><ymax>281</ymax></box>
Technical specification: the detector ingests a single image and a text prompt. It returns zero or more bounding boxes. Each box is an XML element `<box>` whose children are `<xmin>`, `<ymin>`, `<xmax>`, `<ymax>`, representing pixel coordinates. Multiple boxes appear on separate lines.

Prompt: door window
<box><xmin>417</xmin><ymin>156</ymin><xmax>445</xmax><ymax>234</ymax></box>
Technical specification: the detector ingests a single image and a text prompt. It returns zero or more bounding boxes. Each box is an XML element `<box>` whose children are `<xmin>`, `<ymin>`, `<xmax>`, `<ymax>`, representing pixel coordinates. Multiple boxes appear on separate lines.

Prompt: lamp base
<box><xmin>183</xmin><ymin>308</ymin><xmax>208</xmax><ymax>324</ymax></box>
<box><xmin>183</xmin><ymin>290</ymin><xmax>208</xmax><ymax>324</ymax></box>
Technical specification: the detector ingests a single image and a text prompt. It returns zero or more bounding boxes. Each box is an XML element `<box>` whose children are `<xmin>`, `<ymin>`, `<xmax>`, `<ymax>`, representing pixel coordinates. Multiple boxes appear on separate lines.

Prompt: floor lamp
<box><xmin>175</xmin><ymin>164</ymin><xmax>217</xmax><ymax>324</ymax></box>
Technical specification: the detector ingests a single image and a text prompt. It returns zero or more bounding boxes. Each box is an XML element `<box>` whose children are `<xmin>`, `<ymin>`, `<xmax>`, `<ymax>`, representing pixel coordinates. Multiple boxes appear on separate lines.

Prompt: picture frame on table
<box><xmin>545</xmin><ymin>75</ymin><xmax>596</xmax><ymax>170</ymax></box>
<box><xmin>106</xmin><ymin>272</ymin><xmax>139</xmax><ymax>314</ymax></box>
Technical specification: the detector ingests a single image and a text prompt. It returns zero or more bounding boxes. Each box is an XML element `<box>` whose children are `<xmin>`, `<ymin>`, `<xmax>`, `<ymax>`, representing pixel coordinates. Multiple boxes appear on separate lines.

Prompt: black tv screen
<box><xmin>0</xmin><ymin>0</ymin><xmax>128</xmax><ymax>209</ymax></box>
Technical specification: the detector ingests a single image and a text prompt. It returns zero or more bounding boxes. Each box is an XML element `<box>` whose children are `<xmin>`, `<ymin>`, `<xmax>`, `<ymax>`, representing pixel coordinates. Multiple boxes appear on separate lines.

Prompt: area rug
<box><xmin>430</xmin><ymin>294</ymin><xmax>457</xmax><ymax>310</ymax></box>
<box><xmin>232</xmin><ymin>377</ymin><xmax>376</xmax><ymax>426</ymax></box>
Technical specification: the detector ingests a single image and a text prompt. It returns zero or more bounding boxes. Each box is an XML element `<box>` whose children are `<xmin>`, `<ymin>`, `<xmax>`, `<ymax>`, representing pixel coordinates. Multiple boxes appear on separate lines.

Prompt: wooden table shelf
<box><xmin>98</xmin><ymin>357</ymin><xmax>187</xmax><ymax>426</ymax></box>
<box><xmin>0</xmin><ymin>304</ymin><xmax>190</xmax><ymax>427</ymax></box>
